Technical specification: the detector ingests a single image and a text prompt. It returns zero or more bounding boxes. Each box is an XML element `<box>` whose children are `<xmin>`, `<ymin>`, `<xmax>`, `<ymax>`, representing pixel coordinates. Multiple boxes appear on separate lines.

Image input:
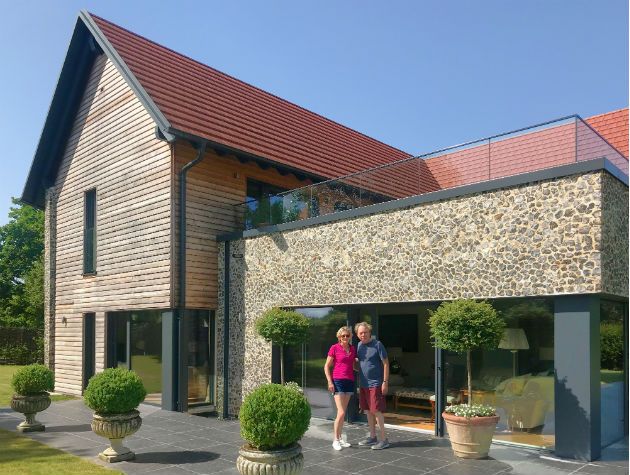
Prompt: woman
<box><xmin>324</xmin><ymin>326</ymin><xmax>357</xmax><ymax>450</ymax></box>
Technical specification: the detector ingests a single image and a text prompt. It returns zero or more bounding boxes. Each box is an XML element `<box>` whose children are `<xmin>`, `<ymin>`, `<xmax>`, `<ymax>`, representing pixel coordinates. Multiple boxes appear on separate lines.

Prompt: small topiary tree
<box><xmin>239</xmin><ymin>383</ymin><xmax>311</xmax><ymax>450</ymax></box>
<box><xmin>83</xmin><ymin>368</ymin><xmax>146</xmax><ymax>415</ymax></box>
<box><xmin>11</xmin><ymin>364</ymin><xmax>54</xmax><ymax>395</ymax></box>
<box><xmin>429</xmin><ymin>299</ymin><xmax>505</xmax><ymax>409</ymax></box>
<box><xmin>256</xmin><ymin>308</ymin><xmax>310</xmax><ymax>384</ymax></box>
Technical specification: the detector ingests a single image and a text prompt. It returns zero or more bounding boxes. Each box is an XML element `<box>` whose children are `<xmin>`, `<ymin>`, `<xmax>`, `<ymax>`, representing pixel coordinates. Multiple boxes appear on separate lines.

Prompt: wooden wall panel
<box><xmin>173</xmin><ymin>142</ymin><xmax>309</xmax><ymax>309</ymax></box>
<box><xmin>52</xmin><ymin>54</ymin><xmax>171</xmax><ymax>394</ymax></box>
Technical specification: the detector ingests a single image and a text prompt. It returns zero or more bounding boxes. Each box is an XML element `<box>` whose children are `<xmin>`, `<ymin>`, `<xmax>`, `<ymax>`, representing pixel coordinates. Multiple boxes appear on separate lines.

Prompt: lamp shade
<box><xmin>388</xmin><ymin>347</ymin><xmax>403</xmax><ymax>359</ymax></box>
<box><xmin>499</xmin><ymin>328</ymin><xmax>529</xmax><ymax>350</ymax></box>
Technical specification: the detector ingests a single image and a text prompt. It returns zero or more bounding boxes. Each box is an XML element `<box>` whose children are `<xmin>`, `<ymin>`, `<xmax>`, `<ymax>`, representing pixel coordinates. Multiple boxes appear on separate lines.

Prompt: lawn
<box><xmin>0</xmin><ymin>429</ymin><xmax>121</xmax><ymax>475</ymax></box>
<box><xmin>0</xmin><ymin>365</ymin><xmax>75</xmax><ymax>407</ymax></box>
<box><xmin>601</xmin><ymin>369</ymin><xmax>624</xmax><ymax>384</ymax></box>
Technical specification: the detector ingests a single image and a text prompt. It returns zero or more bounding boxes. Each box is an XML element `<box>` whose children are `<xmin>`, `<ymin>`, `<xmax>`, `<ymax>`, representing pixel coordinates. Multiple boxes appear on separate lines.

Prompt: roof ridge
<box><xmin>88</xmin><ymin>12</ymin><xmax>412</xmax><ymax>159</ymax></box>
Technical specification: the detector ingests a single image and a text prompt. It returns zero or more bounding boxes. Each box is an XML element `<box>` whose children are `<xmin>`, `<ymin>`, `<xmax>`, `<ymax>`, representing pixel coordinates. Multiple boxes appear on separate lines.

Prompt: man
<box><xmin>355</xmin><ymin>321</ymin><xmax>390</xmax><ymax>449</ymax></box>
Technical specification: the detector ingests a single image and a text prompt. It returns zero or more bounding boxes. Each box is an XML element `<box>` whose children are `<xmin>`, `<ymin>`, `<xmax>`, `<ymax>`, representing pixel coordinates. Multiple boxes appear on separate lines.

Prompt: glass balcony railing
<box><xmin>235</xmin><ymin>115</ymin><xmax>628</xmax><ymax>230</ymax></box>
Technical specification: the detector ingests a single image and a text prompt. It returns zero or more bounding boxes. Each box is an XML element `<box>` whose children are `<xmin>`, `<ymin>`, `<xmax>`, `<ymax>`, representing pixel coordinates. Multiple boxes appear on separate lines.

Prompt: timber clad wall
<box><xmin>52</xmin><ymin>54</ymin><xmax>171</xmax><ymax>394</ymax></box>
<box><xmin>173</xmin><ymin>142</ymin><xmax>307</xmax><ymax>309</ymax></box>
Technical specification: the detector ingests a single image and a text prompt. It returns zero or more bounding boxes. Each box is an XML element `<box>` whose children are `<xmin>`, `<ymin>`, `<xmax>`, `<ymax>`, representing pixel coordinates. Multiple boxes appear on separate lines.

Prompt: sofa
<box><xmin>494</xmin><ymin>375</ymin><xmax>554</xmax><ymax>430</ymax></box>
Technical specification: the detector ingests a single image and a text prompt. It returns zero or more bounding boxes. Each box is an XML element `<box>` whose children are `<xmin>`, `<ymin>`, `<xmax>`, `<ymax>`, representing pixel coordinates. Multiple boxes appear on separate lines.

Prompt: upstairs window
<box><xmin>245</xmin><ymin>179</ymin><xmax>288</xmax><ymax>228</ymax></box>
<box><xmin>83</xmin><ymin>189</ymin><xmax>96</xmax><ymax>274</ymax></box>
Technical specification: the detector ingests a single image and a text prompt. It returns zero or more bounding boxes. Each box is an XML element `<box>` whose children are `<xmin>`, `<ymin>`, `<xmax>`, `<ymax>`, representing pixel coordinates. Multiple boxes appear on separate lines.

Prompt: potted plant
<box><xmin>10</xmin><ymin>364</ymin><xmax>55</xmax><ymax>432</ymax></box>
<box><xmin>256</xmin><ymin>308</ymin><xmax>310</xmax><ymax>383</ymax></box>
<box><xmin>429</xmin><ymin>299</ymin><xmax>506</xmax><ymax>459</ymax></box>
<box><xmin>83</xmin><ymin>368</ymin><xmax>146</xmax><ymax>462</ymax></box>
<box><xmin>237</xmin><ymin>383</ymin><xmax>311</xmax><ymax>475</ymax></box>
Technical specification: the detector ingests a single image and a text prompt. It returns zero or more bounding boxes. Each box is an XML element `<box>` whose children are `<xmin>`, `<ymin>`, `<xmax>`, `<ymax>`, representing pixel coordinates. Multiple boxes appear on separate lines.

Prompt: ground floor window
<box><xmin>284</xmin><ymin>297</ymin><xmax>556</xmax><ymax>449</ymax></box>
<box><xmin>107</xmin><ymin>310</ymin><xmax>163</xmax><ymax>406</ymax></box>
<box><xmin>185</xmin><ymin>310</ymin><xmax>216</xmax><ymax>408</ymax></box>
<box><xmin>600</xmin><ymin>299</ymin><xmax>628</xmax><ymax>447</ymax></box>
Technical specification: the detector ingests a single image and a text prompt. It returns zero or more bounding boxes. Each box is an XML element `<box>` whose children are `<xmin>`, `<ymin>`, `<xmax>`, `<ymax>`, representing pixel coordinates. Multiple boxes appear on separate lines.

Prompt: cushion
<box><xmin>502</xmin><ymin>378</ymin><xmax>528</xmax><ymax>396</ymax></box>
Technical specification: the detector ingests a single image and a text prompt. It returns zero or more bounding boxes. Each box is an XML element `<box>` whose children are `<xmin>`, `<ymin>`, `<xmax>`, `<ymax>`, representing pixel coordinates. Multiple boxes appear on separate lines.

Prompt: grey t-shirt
<box><xmin>357</xmin><ymin>339</ymin><xmax>388</xmax><ymax>388</ymax></box>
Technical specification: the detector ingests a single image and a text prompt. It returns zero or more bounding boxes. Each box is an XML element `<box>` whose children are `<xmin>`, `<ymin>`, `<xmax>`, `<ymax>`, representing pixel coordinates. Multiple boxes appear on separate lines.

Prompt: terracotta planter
<box><xmin>237</xmin><ymin>443</ymin><xmax>303</xmax><ymax>475</ymax></box>
<box><xmin>91</xmin><ymin>410</ymin><xmax>142</xmax><ymax>462</ymax></box>
<box><xmin>442</xmin><ymin>412</ymin><xmax>500</xmax><ymax>459</ymax></box>
<box><xmin>11</xmin><ymin>393</ymin><xmax>51</xmax><ymax>432</ymax></box>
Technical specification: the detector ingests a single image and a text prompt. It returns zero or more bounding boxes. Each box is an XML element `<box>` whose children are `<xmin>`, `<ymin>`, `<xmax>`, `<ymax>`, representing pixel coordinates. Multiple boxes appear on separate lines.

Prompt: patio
<box><xmin>0</xmin><ymin>400</ymin><xmax>626</xmax><ymax>475</ymax></box>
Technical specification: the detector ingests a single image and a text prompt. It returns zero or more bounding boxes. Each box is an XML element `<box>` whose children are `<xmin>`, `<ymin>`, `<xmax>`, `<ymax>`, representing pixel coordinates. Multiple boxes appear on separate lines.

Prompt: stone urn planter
<box><xmin>11</xmin><ymin>393</ymin><xmax>51</xmax><ymax>432</ymax></box>
<box><xmin>83</xmin><ymin>368</ymin><xmax>147</xmax><ymax>463</ymax></box>
<box><xmin>91</xmin><ymin>410</ymin><xmax>142</xmax><ymax>462</ymax></box>
<box><xmin>10</xmin><ymin>364</ymin><xmax>55</xmax><ymax>432</ymax></box>
<box><xmin>238</xmin><ymin>383</ymin><xmax>311</xmax><ymax>475</ymax></box>
<box><xmin>443</xmin><ymin>412</ymin><xmax>500</xmax><ymax>459</ymax></box>
<box><xmin>237</xmin><ymin>443</ymin><xmax>303</xmax><ymax>475</ymax></box>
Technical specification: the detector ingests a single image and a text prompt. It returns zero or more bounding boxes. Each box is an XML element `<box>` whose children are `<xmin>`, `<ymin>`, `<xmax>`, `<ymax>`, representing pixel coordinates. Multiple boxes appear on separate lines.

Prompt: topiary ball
<box><xmin>83</xmin><ymin>368</ymin><xmax>146</xmax><ymax>415</ymax></box>
<box><xmin>239</xmin><ymin>383</ymin><xmax>311</xmax><ymax>450</ymax></box>
<box><xmin>11</xmin><ymin>364</ymin><xmax>55</xmax><ymax>395</ymax></box>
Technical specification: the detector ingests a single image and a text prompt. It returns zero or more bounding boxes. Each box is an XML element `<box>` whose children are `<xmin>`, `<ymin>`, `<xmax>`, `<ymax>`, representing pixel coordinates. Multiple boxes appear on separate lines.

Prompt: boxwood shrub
<box><xmin>11</xmin><ymin>364</ymin><xmax>55</xmax><ymax>395</ymax></box>
<box><xmin>239</xmin><ymin>383</ymin><xmax>311</xmax><ymax>450</ymax></box>
<box><xmin>83</xmin><ymin>368</ymin><xmax>146</xmax><ymax>415</ymax></box>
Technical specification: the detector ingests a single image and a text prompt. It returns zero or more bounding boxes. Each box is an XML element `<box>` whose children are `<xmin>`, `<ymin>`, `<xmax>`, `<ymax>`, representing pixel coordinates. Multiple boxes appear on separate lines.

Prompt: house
<box><xmin>22</xmin><ymin>11</ymin><xmax>627</xmax><ymax>462</ymax></box>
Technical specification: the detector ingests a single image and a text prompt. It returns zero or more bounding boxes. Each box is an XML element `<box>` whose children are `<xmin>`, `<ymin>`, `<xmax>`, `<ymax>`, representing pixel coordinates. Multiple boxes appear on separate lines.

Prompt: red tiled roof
<box><xmin>585</xmin><ymin>108</ymin><xmax>628</xmax><ymax>158</ymax></box>
<box><xmin>90</xmin><ymin>14</ymin><xmax>414</xmax><ymax>182</ymax></box>
<box><xmin>91</xmin><ymin>13</ymin><xmax>627</xmax><ymax>192</ymax></box>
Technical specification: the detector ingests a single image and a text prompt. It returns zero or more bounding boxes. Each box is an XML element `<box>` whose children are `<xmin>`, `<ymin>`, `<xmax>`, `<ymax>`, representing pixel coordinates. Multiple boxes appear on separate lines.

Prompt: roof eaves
<box><xmin>21</xmin><ymin>17</ymin><xmax>96</xmax><ymax>209</ymax></box>
<box><xmin>79</xmin><ymin>10</ymin><xmax>176</xmax><ymax>142</ymax></box>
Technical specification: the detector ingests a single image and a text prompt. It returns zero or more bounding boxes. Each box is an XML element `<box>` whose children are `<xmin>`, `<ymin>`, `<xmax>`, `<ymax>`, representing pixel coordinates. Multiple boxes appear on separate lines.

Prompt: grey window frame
<box><xmin>83</xmin><ymin>188</ymin><xmax>97</xmax><ymax>275</ymax></box>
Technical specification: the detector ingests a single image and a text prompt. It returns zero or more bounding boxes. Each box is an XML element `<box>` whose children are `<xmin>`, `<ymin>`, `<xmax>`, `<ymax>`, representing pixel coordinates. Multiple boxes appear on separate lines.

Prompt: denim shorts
<box><xmin>333</xmin><ymin>379</ymin><xmax>355</xmax><ymax>395</ymax></box>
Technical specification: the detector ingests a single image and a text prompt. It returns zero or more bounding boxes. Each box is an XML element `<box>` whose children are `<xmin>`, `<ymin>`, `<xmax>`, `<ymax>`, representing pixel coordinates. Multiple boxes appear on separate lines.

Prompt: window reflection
<box><xmin>600</xmin><ymin>300</ymin><xmax>627</xmax><ymax>447</ymax></box>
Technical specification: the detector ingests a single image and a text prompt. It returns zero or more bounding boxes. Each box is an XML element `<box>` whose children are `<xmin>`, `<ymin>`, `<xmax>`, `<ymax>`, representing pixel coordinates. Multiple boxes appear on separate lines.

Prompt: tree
<box><xmin>429</xmin><ymin>299</ymin><xmax>505</xmax><ymax>406</ymax></box>
<box><xmin>0</xmin><ymin>198</ymin><xmax>44</xmax><ymax>328</ymax></box>
<box><xmin>255</xmin><ymin>308</ymin><xmax>310</xmax><ymax>384</ymax></box>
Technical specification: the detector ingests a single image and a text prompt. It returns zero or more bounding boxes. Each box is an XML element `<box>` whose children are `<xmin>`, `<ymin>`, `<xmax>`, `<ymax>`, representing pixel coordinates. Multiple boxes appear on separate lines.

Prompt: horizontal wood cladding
<box><xmin>173</xmin><ymin>142</ymin><xmax>309</xmax><ymax>309</ymax></box>
<box><xmin>53</xmin><ymin>54</ymin><xmax>171</xmax><ymax>392</ymax></box>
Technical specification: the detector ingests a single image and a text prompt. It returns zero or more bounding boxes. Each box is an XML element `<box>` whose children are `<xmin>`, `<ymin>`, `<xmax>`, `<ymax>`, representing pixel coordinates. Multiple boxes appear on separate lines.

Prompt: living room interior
<box><xmin>285</xmin><ymin>297</ymin><xmax>566</xmax><ymax>449</ymax></box>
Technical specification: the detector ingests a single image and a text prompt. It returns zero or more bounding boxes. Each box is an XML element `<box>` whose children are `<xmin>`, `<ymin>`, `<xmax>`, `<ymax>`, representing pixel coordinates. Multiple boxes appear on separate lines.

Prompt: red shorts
<box><xmin>359</xmin><ymin>387</ymin><xmax>386</xmax><ymax>413</ymax></box>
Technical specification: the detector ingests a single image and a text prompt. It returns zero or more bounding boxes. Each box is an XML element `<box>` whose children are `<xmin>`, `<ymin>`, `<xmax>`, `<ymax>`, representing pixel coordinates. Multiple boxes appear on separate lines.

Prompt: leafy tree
<box><xmin>0</xmin><ymin>198</ymin><xmax>44</xmax><ymax>328</ymax></box>
<box><xmin>601</xmin><ymin>322</ymin><xmax>623</xmax><ymax>370</ymax></box>
<box><xmin>429</xmin><ymin>299</ymin><xmax>505</xmax><ymax>406</ymax></box>
<box><xmin>256</xmin><ymin>308</ymin><xmax>310</xmax><ymax>383</ymax></box>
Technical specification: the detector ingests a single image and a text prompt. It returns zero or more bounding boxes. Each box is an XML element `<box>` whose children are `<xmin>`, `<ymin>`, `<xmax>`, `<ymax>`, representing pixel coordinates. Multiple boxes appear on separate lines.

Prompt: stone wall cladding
<box><xmin>217</xmin><ymin>171</ymin><xmax>627</xmax><ymax>416</ymax></box>
<box><xmin>601</xmin><ymin>172</ymin><xmax>629</xmax><ymax>297</ymax></box>
<box><xmin>44</xmin><ymin>187</ymin><xmax>57</xmax><ymax>370</ymax></box>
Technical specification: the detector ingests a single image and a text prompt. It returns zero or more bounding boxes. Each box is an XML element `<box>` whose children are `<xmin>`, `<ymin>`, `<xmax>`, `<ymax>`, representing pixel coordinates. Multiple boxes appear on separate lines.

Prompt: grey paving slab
<box><xmin>1</xmin><ymin>399</ymin><xmax>627</xmax><ymax>475</ymax></box>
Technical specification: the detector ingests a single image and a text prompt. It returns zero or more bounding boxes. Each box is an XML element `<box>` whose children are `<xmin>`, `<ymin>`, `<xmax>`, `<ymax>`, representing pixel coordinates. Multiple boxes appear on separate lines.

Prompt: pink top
<box><xmin>327</xmin><ymin>343</ymin><xmax>356</xmax><ymax>381</ymax></box>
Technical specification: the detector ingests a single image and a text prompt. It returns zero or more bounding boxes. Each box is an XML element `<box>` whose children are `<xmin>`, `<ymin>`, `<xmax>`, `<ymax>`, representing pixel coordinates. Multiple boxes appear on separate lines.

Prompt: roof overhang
<box><xmin>21</xmin><ymin>11</ymin><xmax>177</xmax><ymax>209</ymax></box>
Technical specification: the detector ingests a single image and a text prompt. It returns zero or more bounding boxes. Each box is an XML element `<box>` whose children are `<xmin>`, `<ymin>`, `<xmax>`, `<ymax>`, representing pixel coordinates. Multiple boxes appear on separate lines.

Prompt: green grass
<box><xmin>0</xmin><ymin>365</ymin><xmax>75</xmax><ymax>407</ymax></box>
<box><xmin>0</xmin><ymin>429</ymin><xmax>121</xmax><ymax>474</ymax></box>
<box><xmin>601</xmin><ymin>369</ymin><xmax>624</xmax><ymax>384</ymax></box>
<box><xmin>131</xmin><ymin>355</ymin><xmax>162</xmax><ymax>394</ymax></box>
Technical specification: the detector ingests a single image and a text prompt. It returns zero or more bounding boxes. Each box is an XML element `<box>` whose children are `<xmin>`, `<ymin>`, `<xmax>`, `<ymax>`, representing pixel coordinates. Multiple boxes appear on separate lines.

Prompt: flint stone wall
<box><xmin>216</xmin><ymin>170</ymin><xmax>628</xmax><ymax>416</ymax></box>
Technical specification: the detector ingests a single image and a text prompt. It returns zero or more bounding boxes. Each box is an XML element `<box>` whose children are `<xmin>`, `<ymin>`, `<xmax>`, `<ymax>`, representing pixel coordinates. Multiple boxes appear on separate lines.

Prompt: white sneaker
<box><xmin>332</xmin><ymin>439</ymin><xmax>343</xmax><ymax>451</ymax></box>
<box><xmin>339</xmin><ymin>434</ymin><xmax>351</xmax><ymax>447</ymax></box>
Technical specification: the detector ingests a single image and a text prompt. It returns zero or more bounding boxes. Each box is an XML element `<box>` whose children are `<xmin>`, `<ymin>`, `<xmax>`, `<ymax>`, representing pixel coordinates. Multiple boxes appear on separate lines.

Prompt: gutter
<box><xmin>177</xmin><ymin>141</ymin><xmax>207</xmax><ymax>411</ymax></box>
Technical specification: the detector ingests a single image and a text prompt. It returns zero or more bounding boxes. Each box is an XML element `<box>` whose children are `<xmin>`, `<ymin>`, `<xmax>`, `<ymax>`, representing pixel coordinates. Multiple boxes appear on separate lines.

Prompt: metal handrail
<box><xmin>235</xmin><ymin>114</ymin><xmax>628</xmax><ymax>229</ymax></box>
<box><xmin>234</xmin><ymin>114</ymin><xmax>591</xmax><ymax>206</ymax></box>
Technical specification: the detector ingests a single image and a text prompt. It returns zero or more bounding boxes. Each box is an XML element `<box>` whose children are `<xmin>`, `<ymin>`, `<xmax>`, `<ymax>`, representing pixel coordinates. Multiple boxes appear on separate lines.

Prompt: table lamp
<box><xmin>499</xmin><ymin>328</ymin><xmax>529</xmax><ymax>377</ymax></box>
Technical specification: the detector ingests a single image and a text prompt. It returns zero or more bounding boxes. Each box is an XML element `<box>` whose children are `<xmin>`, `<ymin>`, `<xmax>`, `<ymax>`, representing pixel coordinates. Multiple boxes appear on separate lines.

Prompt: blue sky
<box><xmin>0</xmin><ymin>0</ymin><xmax>627</xmax><ymax>224</ymax></box>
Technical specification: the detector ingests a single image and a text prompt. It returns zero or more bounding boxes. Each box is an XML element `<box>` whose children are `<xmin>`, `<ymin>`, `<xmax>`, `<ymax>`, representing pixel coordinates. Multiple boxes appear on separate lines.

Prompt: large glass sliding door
<box><xmin>286</xmin><ymin>307</ymin><xmax>348</xmax><ymax>419</ymax></box>
<box><xmin>108</xmin><ymin>310</ymin><xmax>163</xmax><ymax>406</ymax></box>
<box><xmin>287</xmin><ymin>297</ymin><xmax>556</xmax><ymax>450</ymax></box>
<box><xmin>443</xmin><ymin>297</ymin><xmax>555</xmax><ymax>448</ymax></box>
<box><xmin>600</xmin><ymin>299</ymin><xmax>628</xmax><ymax>447</ymax></box>
<box><xmin>184</xmin><ymin>310</ymin><xmax>216</xmax><ymax>409</ymax></box>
